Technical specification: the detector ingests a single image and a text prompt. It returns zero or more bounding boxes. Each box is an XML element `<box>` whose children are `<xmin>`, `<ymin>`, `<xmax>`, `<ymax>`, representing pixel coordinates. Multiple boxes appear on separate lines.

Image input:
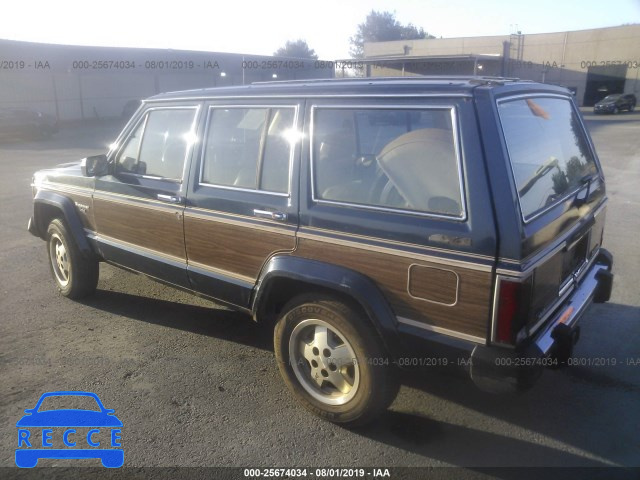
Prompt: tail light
<box><xmin>494</xmin><ymin>277</ymin><xmax>532</xmax><ymax>345</ymax></box>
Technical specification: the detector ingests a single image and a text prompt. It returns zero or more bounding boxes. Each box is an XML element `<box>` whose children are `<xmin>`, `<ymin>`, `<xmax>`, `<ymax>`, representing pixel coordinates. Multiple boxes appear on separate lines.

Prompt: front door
<box><xmin>93</xmin><ymin>104</ymin><xmax>200</xmax><ymax>288</ymax></box>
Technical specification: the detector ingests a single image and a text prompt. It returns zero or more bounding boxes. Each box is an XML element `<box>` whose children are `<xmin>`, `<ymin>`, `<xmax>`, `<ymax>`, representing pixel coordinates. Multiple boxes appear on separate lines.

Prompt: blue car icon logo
<box><xmin>15</xmin><ymin>391</ymin><xmax>123</xmax><ymax>468</ymax></box>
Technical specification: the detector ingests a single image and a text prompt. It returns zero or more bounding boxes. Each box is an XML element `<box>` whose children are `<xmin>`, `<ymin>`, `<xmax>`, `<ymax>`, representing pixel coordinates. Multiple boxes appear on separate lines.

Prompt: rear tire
<box><xmin>274</xmin><ymin>295</ymin><xmax>399</xmax><ymax>426</ymax></box>
<box><xmin>46</xmin><ymin>218</ymin><xmax>98</xmax><ymax>299</ymax></box>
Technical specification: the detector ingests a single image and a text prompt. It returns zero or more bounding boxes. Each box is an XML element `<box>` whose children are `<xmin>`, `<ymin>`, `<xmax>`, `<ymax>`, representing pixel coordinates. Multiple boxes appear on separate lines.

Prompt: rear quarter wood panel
<box><xmin>295</xmin><ymin>236</ymin><xmax>492</xmax><ymax>339</ymax></box>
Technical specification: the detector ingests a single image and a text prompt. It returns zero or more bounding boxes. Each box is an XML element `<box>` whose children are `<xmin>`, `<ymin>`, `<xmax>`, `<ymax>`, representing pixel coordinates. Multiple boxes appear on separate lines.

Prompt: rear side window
<box><xmin>201</xmin><ymin>107</ymin><xmax>296</xmax><ymax>194</ymax></box>
<box><xmin>497</xmin><ymin>97</ymin><xmax>598</xmax><ymax>220</ymax></box>
<box><xmin>312</xmin><ymin>107</ymin><xmax>464</xmax><ymax>217</ymax></box>
<box><xmin>116</xmin><ymin>108</ymin><xmax>197</xmax><ymax>180</ymax></box>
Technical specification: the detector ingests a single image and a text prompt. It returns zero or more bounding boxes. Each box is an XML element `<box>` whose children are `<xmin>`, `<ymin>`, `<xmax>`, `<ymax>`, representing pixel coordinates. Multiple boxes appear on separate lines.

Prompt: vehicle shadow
<box><xmin>356</xmin><ymin>411</ymin><xmax>612</xmax><ymax>476</ymax></box>
<box><xmin>355</xmin><ymin>301</ymin><xmax>640</xmax><ymax>471</ymax></box>
<box><xmin>79</xmin><ymin>289</ymin><xmax>273</xmax><ymax>352</ymax></box>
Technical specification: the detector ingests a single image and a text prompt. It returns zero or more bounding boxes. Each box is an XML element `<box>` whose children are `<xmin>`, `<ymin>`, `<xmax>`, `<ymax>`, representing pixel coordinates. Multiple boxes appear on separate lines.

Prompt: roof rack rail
<box><xmin>251</xmin><ymin>75</ymin><xmax>527</xmax><ymax>86</ymax></box>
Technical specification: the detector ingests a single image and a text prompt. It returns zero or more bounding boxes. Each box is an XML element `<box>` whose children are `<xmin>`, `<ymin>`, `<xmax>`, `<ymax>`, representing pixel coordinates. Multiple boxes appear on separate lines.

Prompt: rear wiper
<box><xmin>519</xmin><ymin>157</ymin><xmax>559</xmax><ymax>197</ymax></box>
<box><xmin>573</xmin><ymin>173</ymin><xmax>599</xmax><ymax>207</ymax></box>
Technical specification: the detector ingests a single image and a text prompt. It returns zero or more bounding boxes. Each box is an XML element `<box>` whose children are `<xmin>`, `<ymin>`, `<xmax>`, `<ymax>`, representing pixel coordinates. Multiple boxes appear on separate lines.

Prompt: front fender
<box><xmin>31</xmin><ymin>190</ymin><xmax>92</xmax><ymax>255</ymax></box>
<box><xmin>253</xmin><ymin>255</ymin><xmax>401</xmax><ymax>357</ymax></box>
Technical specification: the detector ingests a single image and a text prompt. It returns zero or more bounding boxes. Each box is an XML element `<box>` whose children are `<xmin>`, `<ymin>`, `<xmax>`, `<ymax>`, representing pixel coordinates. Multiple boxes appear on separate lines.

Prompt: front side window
<box><xmin>497</xmin><ymin>97</ymin><xmax>598</xmax><ymax>220</ymax></box>
<box><xmin>201</xmin><ymin>107</ymin><xmax>296</xmax><ymax>193</ymax></box>
<box><xmin>312</xmin><ymin>107</ymin><xmax>464</xmax><ymax>217</ymax></box>
<box><xmin>116</xmin><ymin>108</ymin><xmax>196</xmax><ymax>180</ymax></box>
<box><xmin>116</xmin><ymin>121</ymin><xmax>144</xmax><ymax>174</ymax></box>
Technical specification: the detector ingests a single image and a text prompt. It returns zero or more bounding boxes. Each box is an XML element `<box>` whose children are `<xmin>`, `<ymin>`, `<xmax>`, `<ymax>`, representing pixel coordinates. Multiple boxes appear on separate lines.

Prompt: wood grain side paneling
<box><xmin>93</xmin><ymin>198</ymin><xmax>185</xmax><ymax>259</ymax></box>
<box><xmin>184</xmin><ymin>215</ymin><xmax>296</xmax><ymax>280</ymax></box>
<box><xmin>64</xmin><ymin>192</ymin><xmax>96</xmax><ymax>232</ymax></box>
<box><xmin>296</xmin><ymin>237</ymin><xmax>492</xmax><ymax>339</ymax></box>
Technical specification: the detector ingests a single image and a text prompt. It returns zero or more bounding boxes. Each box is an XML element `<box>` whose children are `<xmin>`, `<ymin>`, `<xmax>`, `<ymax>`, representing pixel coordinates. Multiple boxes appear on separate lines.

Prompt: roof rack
<box><xmin>251</xmin><ymin>75</ymin><xmax>527</xmax><ymax>86</ymax></box>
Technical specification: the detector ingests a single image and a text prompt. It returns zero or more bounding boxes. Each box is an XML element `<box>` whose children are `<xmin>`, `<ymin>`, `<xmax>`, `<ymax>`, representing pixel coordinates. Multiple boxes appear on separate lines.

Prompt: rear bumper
<box><xmin>470</xmin><ymin>249</ymin><xmax>613</xmax><ymax>393</ymax></box>
<box><xmin>532</xmin><ymin>253</ymin><xmax>612</xmax><ymax>357</ymax></box>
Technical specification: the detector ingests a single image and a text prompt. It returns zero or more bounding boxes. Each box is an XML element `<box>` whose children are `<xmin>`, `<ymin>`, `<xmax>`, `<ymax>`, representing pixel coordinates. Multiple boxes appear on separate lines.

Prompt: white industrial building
<box><xmin>362</xmin><ymin>24</ymin><xmax>640</xmax><ymax>106</ymax></box>
<box><xmin>0</xmin><ymin>40</ymin><xmax>331</xmax><ymax>121</ymax></box>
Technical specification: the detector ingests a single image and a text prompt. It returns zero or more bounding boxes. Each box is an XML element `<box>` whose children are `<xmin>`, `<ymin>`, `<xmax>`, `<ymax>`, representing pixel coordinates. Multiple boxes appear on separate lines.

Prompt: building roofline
<box><xmin>339</xmin><ymin>54</ymin><xmax>503</xmax><ymax>63</ymax></box>
<box><xmin>363</xmin><ymin>23</ymin><xmax>640</xmax><ymax>47</ymax></box>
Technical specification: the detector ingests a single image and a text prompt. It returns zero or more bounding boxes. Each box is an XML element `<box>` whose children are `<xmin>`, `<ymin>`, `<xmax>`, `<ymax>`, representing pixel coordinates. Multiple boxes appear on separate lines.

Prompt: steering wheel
<box><xmin>368</xmin><ymin>168</ymin><xmax>390</xmax><ymax>204</ymax></box>
<box><xmin>368</xmin><ymin>168</ymin><xmax>410</xmax><ymax>208</ymax></box>
<box><xmin>380</xmin><ymin>179</ymin><xmax>410</xmax><ymax>208</ymax></box>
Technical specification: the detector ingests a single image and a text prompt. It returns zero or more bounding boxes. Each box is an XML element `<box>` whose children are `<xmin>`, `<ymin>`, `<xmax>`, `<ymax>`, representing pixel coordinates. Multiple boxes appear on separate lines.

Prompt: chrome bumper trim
<box><xmin>397</xmin><ymin>316</ymin><xmax>486</xmax><ymax>344</ymax></box>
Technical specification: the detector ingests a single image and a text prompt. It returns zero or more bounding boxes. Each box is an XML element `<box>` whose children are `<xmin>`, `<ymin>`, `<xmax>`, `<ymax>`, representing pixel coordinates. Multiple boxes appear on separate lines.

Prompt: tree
<box><xmin>349</xmin><ymin>10</ymin><xmax>434</xmax><ymax>59</ymax></box>
<box><xmin>274</xmin><ymin>39</ymin><xmax>318</xmax><ymax>59</ymax></box>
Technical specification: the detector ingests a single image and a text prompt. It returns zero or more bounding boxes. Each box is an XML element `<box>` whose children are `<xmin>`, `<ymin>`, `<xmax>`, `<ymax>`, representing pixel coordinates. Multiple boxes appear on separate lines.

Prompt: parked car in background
<box><xmin>593</xmin><ymin>93</ymin><xmax>636</xmax><ymax>114</ymax></box>
<box><xmin>28</xmin><ymin>77</ymin><xmax>614</xmax><ymax>426</ymax></box>
<box><xmin>0</xmin><ymin>108</ymin><xmax>58</xmax><ymax>140</ymax></box>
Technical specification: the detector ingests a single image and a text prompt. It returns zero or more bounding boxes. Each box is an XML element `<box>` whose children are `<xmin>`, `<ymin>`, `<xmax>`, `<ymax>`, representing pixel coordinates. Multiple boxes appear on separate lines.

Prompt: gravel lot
<box><xmin>1</xmin><ymin>109</ymin><xmax>638</xmax><ymax>477</ymax></box>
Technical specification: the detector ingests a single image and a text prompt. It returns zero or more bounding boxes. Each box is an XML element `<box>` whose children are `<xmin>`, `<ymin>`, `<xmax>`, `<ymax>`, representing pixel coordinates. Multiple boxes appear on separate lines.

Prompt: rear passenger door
<box><xmin>184</xmin><ymin>101</ymin><xmax>302</xmax><ymax>307</ymax></box>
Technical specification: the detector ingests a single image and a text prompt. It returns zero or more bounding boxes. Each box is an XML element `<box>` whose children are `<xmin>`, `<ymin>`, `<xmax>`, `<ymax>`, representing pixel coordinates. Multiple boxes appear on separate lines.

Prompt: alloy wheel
<box><xmin>289</xmin><ymin>319</ymin><xmax>360</xmax><ymax>405</ymax></box>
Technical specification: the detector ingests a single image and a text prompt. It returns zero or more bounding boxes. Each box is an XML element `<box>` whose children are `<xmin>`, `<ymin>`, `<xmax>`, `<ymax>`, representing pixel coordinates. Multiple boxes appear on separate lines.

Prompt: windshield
<box><xmin>498</xmin><ymin>97</ymin><xmax>598</xmax><ymax>220</ymax></box>
<box><xmin>601</xmin><ymin>95</ymin><xmax>621</xmax><ymax>102</ymax></box>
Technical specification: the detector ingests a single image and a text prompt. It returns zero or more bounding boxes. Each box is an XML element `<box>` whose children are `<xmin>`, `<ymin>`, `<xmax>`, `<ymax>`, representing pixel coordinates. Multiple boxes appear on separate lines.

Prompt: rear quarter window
<box><xmin>312</xmin><ymin>107</ymin><xmax>464</xmax><ymax>218</ymax></box>
<box><xmin>497</xmin><ymin>96</ymin><xmax>598</xmax><ymax>221</ymax></box>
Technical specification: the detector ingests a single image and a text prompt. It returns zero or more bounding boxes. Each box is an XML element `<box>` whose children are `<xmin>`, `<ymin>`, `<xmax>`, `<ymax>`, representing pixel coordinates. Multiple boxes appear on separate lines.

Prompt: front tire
<box><xmin>274</xmin><ymin>295</ymin><xmax>399</xmax><ymax>426</ymax></box>
<box><xmin>46</xmin><ymin>219</ymin><xmax>98</xmax><ymax>299</ymax></box>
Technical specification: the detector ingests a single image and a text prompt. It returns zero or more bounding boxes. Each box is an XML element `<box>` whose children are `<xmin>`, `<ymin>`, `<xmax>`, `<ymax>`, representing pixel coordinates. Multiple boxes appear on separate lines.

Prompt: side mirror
<box><xmin>81</xmin><ymin>154</ymin><xmax>109</xmax><ymax>177</ymax></box>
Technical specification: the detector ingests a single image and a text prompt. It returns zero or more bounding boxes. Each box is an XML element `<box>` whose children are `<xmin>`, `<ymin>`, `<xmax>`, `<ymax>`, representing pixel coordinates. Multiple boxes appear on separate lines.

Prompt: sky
<box><xmin>2</xmin><ymin>0</ymin><xmax>639</xmax><ymax>59</ymax></box>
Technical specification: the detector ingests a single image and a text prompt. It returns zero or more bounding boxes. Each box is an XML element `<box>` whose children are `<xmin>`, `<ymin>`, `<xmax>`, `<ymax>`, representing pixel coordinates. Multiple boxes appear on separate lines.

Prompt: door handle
<box><xmin>157</xmin><ymin>194</ymin><xmax>182</xmax><ymax>204</ymax></box>
<box><xmin>253</xmin><ymin>209</ymin><xmax>287</xmax><ymax>222</ymax></box>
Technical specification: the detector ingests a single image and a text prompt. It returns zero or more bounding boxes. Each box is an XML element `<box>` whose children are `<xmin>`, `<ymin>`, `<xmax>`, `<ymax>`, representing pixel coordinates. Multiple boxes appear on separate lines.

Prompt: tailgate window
<box><xmin>497</xmin><ymin>97</ymin><xmax>598</xmax><ymax>221</ymax></box>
